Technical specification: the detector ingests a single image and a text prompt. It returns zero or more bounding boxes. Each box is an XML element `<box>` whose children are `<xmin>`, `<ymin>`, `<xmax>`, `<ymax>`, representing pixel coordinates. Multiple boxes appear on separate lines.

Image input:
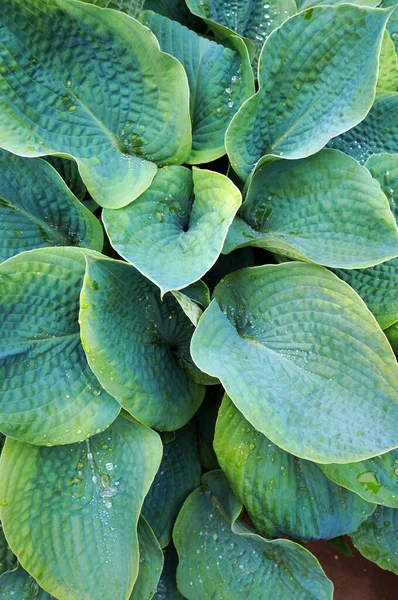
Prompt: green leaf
<box><xmin>140</xmin><ymin>11</ymin><xmax>254</xmax><ymax>164</ymax></box>
<box><xmin>0</xmin><ymin>247</ymin><xmax>119</xmax><ymax>445</ymax></box>
<box><xmin>377</xmin><ymin>30</ymin><xmax>398</xmax><ymax>91</ymax></box>
<box><xmin>78</xmin><ymin>0</ymin><xmax>145</xmax><ymax>18</ymax></box>
<box><xmin>103</xmin><ymin>167</ymin><xmax>241</xmax><ymax>294</ymax></box>
<box><xmin>225</xmin><ymin>5</ymin><xmax>391</xmax><ymax>181</ymax></box>
<box><xmin>130</xmin><ymin>517</ymin><xmax>164</xmax><ymax>600</ymax></box>
<box><xmin>320</xmin><ymin>449</ymin><xmax>398</xmax><ymax>508</ymax></box>
<box><xmin>224</xmin><ymin>149</ymin><xmax>398</xmax><ymax>268</ymax></box>
<box><xmin>328</xmin><ymin>92</ymin><xmax>398</xmax><ymax>163</ymax></box>
<box><xmin>215</xmin><ymin>395</ymin><xmax>374</xmax><ymax>541</ymax></box>
<box><xmin>143</xmin><ymin>424</ymin><xmax>202</xmax><ymax>548</ymax></box>
<box><xmin>0</xmin><ymin>0</ymin><xmax>191</xmax><ymax>208</ymax></box>
<box><xmin>0</xmin><ymin>567</ymin><xmax>55</xmax><ymax>599</ymax></box>
<box><xmin>332</xmin><ymin>153</ymin><xmax>398</xmax><ymax>328</ymax></box>
<box><xmin>191</xmin><ymin>262</ymin><xmax>398</xmax><ymax>463</ymax></box>
<box><xmin>44</xmin><ymin>156</ymin><xmax>87</xmax><ymax>201</ymax></box>
<box><xmin>79</xmin><ymin>254</ymin><xmax>205</xmax><ymax>431</ymax></box>
<box><xmin>172</xmin><ymin>281</ymin><xmax>210</xmax><ymax>327</ymax></box>
<box><xmin>153</xmin><ymin>545</ymin><xmax>184</xmax><ymax>600</ymax></box>
<box><xmin>0</xmin><ymin>151</ymin><xmax>103</xmax><ymax>263</ymax></box>
<box><xmin>0</xmin><ymin>415</ymin><xmax>162</xmax><ymax>600</ymax></box>
<box><xmin>0</xmin><ymin>526</ymin><xmax>16</xmax><ymax>576</ymax></box>
<box><xmin>185</xmin><ymin>0</ymin><xmax>297</xmax><ymax>59</ymax></box>
<box><xmin>173</xmin><ymin>470</ymin><xmax>333</xmax><ymax>599</ymax></box>
<box><xmin>350</xmin><ymin>505</ymin><xmax>398</xmax><ymax>574</ymax></box>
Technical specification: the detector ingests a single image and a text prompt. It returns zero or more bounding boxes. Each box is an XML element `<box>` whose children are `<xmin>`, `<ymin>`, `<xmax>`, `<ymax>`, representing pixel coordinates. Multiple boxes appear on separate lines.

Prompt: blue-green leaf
<box><xmin>140</xmin><ymin>11</ymin><xmax>254</xmax><ymax>164</ymax></box>
<box><xmin>173</xmin><ymin>470</ymin><xmax>333</xmax><ymax>599</ymax></box>
<box><xmin>0</xmin><ymin>0</ymin><xmax>191</xmax><ymax>208</ymax></box>
<box><xmin>143</xmin><ymin>424</ymin><xmax>201</xmax><ymax>548</ymax></box>
<box><xmin>79</xmin><ymin>254</ymin><xmax>205</xmax><ymax>431</ymax></box>
<box><xmin>226</xmin><ymin>5</ymin><xmax>391</xmax><ymax>181</ymax></box>
<box><xmin>0</xmin><ymin>247</ymin><xmax>119</xmax><ymax>445</ymax></box>
<box><xmin>224</xmin><ymin>149</ymin><xmax>398</xmax><ymax>268</ymax></box>
<box><xmin>0</xmin><ymin>151</ymin><xmax>103</xmax><ymax>263</ymax></box>
<box><xmin>191</xmin><ymin>262</ymin><xmax>398</xmax><ymax>463</ymax></box>
<box><xmin>350</xmin><ymin>505</ymin><xmax>398</xmax><ymax>574</ymax></box>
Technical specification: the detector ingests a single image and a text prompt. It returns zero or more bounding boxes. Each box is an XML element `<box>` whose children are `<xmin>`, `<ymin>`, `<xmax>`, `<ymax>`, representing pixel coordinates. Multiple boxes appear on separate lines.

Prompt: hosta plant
<box><xmin>0</xmin><ymin>0</ymin><xmax>398</xmax><ymax>598</ymax></box>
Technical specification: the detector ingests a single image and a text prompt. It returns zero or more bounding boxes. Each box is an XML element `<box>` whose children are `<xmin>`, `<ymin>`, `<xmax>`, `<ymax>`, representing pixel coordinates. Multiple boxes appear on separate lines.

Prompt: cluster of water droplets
<box><xmin>384</xmin><ymin>169</ymin><xmax>397</xmax><ymax>216</ymax></box>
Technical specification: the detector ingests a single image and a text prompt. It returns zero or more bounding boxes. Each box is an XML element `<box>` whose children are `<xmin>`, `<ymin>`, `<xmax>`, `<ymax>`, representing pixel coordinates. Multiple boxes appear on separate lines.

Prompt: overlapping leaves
<box><xmin>0</xmin><ymin>0</ymin><xmax>397</xmax><ymax>597</ymax></box>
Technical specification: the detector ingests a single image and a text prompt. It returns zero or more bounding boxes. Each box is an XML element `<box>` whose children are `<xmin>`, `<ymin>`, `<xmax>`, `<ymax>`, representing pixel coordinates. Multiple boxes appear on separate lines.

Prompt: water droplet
<box><xmin>68</xmin><ymin>105</ymin><xmax>77</xmax><ymax>112</ymax></box>
<box><xmin>227</xmin><ymin>100</ymin><xmax>235</xmax><ymax>109</ymax></box>
<box><xmin>105</xmin><ymin>462</ymin><xmax>114</xmax><ymax>471</ymax></box>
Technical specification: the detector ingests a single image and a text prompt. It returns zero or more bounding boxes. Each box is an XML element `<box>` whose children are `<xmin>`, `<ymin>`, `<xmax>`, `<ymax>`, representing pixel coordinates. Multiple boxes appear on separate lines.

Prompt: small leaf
<box><xmin>0</xmin><ymin>247</ymin><xmax>119</xmax><ymax>445</ymax></box>
<box><xmin>0</xmin><ymin>0</ymin><xmax>191</xmax><ymax>208</ymax></box>
<box><xmin>350</xmin><ymin>505</ymin><xmax>398</xmax><ymax>574</ymax></box>
<box><xmin>143</xmin><ymin>424</ymin><xmax>202</xmax><ymax>548</ymax></box>
<box><xmin>172</xmin><ymin>281</ymin><xmax>210</xmax><ymax>327</ymax></box>
<box><xmin>0</xmin><ymin>567</ymin><xmax>55</xmax><ymax>599</ymax></box>
<box><xmin>140</xmin><ymin>11</ymin><xmax>254</xmax><ymax>164</ymax></box>
<box><xmin>130</xmin><ymin>517</ymin><xmax>164</xmax><ymax>600</ymax></box>
<box><xmin>173</xmin><ymin>470</ymin><xmax>333</xmax><ymax>599</ymax></box>
<box><xmin>103</xmin><ymin>167</ymin><xmax>241</xmax><ymax>294</ymax></box>
<box><xmin>0</xmin><ymin>150</ymin><xmax>103</xmax><ymax>262</ymax></box>
<box><xmin>226</xmin><ymin>5</ymin><xmax>391</xmax><ymax>181</ymax></box>
<box><xmin>191</xmin><ymin>262</ymin><xmax>398</xmax><ymax>463</ymax></box>
<box><xmin>224</xmin><ymin>149</ymin><xmax>398</xmax><ymax>268</ymax></box>
<box><xmin>320</xmin><ymin>449</ymin><xmax>398</xmax><ymax>508</ymax></box>
<box><xmin>0</xmin><ymin>415</ymin><xmax>162</xmax><ymax>600</ymax></box>
<box><xmin>215</xmin><ymin>395</ymin><xmax>374</xmax><ymax>541</ymax></box>
<box><xmin>79</xmin><ymin>254</ymin><xmax>205</xmax><ymax>431</ymax></box>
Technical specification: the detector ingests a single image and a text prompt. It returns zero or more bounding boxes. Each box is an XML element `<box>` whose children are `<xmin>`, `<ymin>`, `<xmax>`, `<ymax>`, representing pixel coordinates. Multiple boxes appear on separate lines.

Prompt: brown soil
<box><xmin>307</xmin><ymin>540</ymin><xmax>397</xmax><ymax>600</ymax></box>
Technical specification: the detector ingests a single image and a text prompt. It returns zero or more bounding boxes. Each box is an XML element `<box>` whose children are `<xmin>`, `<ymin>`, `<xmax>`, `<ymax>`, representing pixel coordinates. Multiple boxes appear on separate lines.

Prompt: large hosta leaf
<box><xmin>143</xmin><ymin>424</ymin><xmax>201</xmax><ymax>548</ymax></box>
<box><xmin>0</xmin><ymin>567</ymin><xmax>55</xmax><ymax>599</ymax></box>
<box><xmin>140</xmin><ymin>11</ymin><xmax>254</xmax><ymax>164</ymax></box>
<box><xmin>0</xmin><ymin>151</ymin><xmax>103</xmax><ymax>263</ymax></box>
<box><xmin>173</xmin><ymin>470</ymin><xmax>333</xmax><ymax>599</ymax></box>
<box><xmin>350</xmin><ymin>505</ymin><xmax>398</xmax><ymax>574</ymax></box>
<box><xmin>185</xmin><ymin>0</ymin><xmax>297</xmax><ymax>58</ymax></box>
<box><xmin>0</xmin><ymin>0</ymin><xmax>191</xmax><ymax>208</ymax></box>
<box><xmin>0</xmin><ymin>415</ymin><xmax>162</xmax><ymax>600</ymax></box>
<box><xmin>225</xmin><ymin>5</ymin><xmax>391</xmax><ymax>181</ymax></box>
<box><xmin>320</xmin><ymin>449</ymin><xmax>398</xmax><ymax>508</ymax></box>
<box><xmin>103</xmin><ymin>167</ymin><xmax>241</xmax><ymax>294</ymax></box>
<box><xmin>79</xmin><ymin>254</ymin><xmax>205</xmax><ymax>431</ymax></box>
<box><xmin>191</xmin><ymin>262</ymin><xmax>398</xmax><ymax>463</ymax></box>
<box><xmin>0</xmin><ymin>247</ymin><xmax>119</xmax><ymax>445</ymax></box>
<box><xmin>328</xmin><ymin>92</ymin><xmax>398</xmax><ymax>163</ymax></box>
<box><xmin>224</xmin><ymin>149</ymin><xmax>398</xmax><ymax>268</ymax></box>
<box><xmin>215</xmin><ymin>395</ymin><xmax>374</xmax><ymax>541</ymax></box>
<box><xmin>333</xmin><ymin>153</ymin><xmax>398</xmax><ymax>328</ymax></box>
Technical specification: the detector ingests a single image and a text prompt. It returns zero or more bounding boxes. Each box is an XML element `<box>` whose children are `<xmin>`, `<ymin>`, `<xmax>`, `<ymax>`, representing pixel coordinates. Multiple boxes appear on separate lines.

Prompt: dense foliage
<box><xmin>0</xmin><ymin>0</ymin><xmax>398</xmax><ymax>597</ymax></box>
